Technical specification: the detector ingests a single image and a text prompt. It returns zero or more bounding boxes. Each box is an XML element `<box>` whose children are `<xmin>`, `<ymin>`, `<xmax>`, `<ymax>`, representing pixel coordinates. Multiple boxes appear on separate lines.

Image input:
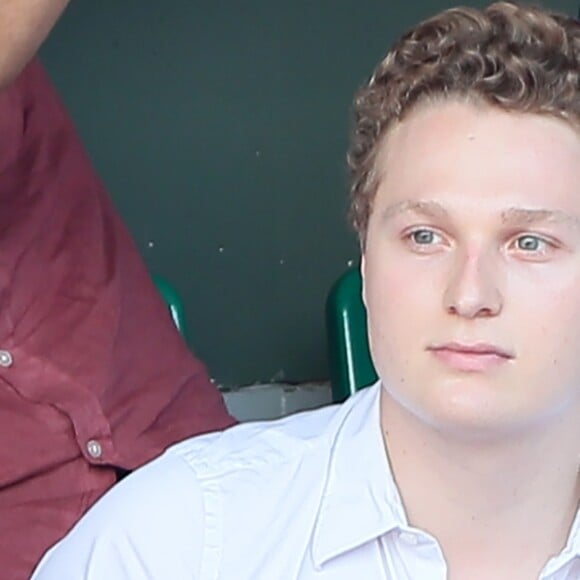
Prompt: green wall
<box><xmin>40</xmin><ymin>0</ymin><xmax>578</xmax><ymax>387</ymax></box>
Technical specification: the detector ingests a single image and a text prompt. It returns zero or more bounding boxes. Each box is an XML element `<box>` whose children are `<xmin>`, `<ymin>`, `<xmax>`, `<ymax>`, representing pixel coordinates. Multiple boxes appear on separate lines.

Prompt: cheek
<box><xmin>363</xmin><ymin>252</ymin><xmax>440</xmax><ymax>327</ymax></box>
<box><xmin>512</xmin><ymin>268</ymin><xmax>580</xmax><ymax>342</ymax></box>
<box><xmin>523</xmin><ymin>288</ymin><xmax>580</xmax><ymax>362</ymax></box>
<box><xmin>506</xmin><ymin>272</ymin><xmax>580</xmax><ymax>400</ymax></box>
<box><xmin>363</xmin><ymin>255</ymin><xmax>435</xmax><ymax>359</ymax></box>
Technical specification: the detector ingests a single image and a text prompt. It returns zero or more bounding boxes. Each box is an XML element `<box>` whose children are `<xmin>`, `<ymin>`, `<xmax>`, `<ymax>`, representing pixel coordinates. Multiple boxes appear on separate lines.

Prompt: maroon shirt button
<box><xmin>86</xmin><ymin>439</ymin><xmax>103</xmax><ymax>459</ymax></box>
<box><xmin>0</xmin><ymin>350</ymin><xmax>13</xmax><ymax>367</ymax></box>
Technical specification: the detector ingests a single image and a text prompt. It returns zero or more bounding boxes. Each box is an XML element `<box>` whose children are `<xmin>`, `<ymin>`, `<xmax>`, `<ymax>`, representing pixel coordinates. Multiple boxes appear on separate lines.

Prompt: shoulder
<box><xmin>168</xmin><ymin>393</ymin><xmax>358</xmax><ymax>480</ymax></box>
<box><xmin>165</xmin><ymin>384</ymin><xmax>380</xmax><ymax>523</ymax></box>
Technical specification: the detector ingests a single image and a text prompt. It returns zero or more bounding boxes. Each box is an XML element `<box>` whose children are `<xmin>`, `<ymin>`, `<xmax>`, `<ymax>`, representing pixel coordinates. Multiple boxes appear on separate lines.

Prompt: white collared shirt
<box><xmin>33</xmin><ymin>382</ymin><xmax>580</xmax><ymax>579</ymax></box>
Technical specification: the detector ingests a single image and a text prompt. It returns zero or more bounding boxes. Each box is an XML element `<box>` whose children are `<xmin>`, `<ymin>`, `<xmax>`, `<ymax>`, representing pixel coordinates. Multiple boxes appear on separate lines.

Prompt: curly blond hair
<box><xmin>348</xmin><ymin>2</ymin><xmax>580</xmax><ymax>244</ymax></box>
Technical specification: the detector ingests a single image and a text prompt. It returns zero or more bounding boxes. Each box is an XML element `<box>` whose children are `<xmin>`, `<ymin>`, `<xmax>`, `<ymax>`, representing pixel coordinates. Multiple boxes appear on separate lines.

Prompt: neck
<box><xmin>380</xmin><ymin>389</ymin><xmax>580</xmax><ymax>579</ymax></box>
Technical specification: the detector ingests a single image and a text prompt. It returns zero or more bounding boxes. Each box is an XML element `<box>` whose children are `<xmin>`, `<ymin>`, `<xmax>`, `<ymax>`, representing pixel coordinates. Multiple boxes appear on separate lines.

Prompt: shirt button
<box><xmin>399</xmin><ymin>531</ymin><xmax>419</xmax><ymax>546</ymax></box>
<box><xmin>0</xmin><ymin>350</ymin><xmax>13</xmax><ymax>367</ymax></box>
<box><xmin>86</xmin><ymin>439</ymin><xmax>103</xmax><ymax>459</ymax></box>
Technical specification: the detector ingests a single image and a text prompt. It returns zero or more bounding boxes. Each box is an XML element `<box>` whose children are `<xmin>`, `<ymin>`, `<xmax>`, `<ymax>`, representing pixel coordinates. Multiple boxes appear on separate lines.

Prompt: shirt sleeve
<box><xmin>31</xmin><ymin>449</ymin><xmax>206</xmax><ymax>580</ymax></box>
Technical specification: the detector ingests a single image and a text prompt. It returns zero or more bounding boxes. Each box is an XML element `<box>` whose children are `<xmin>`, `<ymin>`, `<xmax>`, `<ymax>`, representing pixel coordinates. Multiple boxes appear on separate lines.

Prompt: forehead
<box><xmin>373</xmin><ymin>101</ymin><xmax>580</xmax><ymax>215</ymax></box>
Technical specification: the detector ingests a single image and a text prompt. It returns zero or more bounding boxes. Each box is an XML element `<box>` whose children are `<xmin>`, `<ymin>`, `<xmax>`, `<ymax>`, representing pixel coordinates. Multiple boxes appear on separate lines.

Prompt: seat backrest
<box><xmin>153</xmin><ymin>275</ymin><xmax>188</xmax><ymax>340</ymax></box>
<box><xmin>325</xmin><ymin>266</ymin><xmax>377</xmax><ymax>402</ymax></box>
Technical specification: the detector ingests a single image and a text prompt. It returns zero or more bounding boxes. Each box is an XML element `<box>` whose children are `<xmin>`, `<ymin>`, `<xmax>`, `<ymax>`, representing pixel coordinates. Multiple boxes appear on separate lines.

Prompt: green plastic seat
<box><xmin>153</xmin><ymin>274</ymin><xmax>188</xmax><ymax>340</ymax></box>
<box><xmin>325</xmin><ymin>266</ymin><xmax>377</xmax><ymax>402</ymax></box>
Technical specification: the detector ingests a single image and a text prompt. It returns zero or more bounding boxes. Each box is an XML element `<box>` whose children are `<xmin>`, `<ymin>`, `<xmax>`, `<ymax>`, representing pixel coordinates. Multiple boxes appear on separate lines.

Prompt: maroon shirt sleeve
<box><xmin>0</xmin><ymin>58</ymin><xmax>237</xmax><ymax>579</ymax></box>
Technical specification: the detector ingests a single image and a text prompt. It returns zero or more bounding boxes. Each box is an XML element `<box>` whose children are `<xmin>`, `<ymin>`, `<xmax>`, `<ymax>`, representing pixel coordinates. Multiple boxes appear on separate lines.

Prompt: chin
<box><xmin>417</xmin><ymin>397</ymin><xmax>563</xmax><ymax>442</ymax></box>
<box><xmin>385</xmin><ymin>375</ymin><xmax>535</xmax><ymax>441</ymax></box>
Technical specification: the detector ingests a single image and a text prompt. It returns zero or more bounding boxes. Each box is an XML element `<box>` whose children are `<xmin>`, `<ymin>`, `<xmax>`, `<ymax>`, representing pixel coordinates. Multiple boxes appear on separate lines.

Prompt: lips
<box><xmin>428</xmin><ymin>342</ymin><xmax>514</xmax><ymax>372</ymax></box>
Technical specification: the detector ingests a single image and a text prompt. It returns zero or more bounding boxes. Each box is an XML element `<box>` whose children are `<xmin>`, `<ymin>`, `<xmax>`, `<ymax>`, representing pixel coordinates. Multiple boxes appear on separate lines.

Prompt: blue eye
<box><xmin>411</xmin><ymin>229</ymin><xmax>439</xmax><ymax>245</ymax></box>
<box><xmin>515</xmin><ymin>235</ymin><xmax>547</xmax><ymax>252</ymax></box>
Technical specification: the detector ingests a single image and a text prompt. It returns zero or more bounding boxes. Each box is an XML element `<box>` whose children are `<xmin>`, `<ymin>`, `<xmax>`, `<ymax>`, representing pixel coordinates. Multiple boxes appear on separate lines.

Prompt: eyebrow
<box><xmin>381</xmin><ymin>200</ymin><xmax>580</xmax><ymax>230</ymax></box>
<box><xmin>500</xmin><ymin>207</ymin><xmax>580</xmax><ymax>229</ymax></box>
<box><xmin>381</xmin><ymin>200</ymin><xmax>449</xmax><ymax>221</ymax></box>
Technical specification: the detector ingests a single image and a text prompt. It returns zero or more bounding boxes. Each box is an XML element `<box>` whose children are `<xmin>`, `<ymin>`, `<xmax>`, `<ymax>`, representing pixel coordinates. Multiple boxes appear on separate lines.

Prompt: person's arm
<box><xmin>0</xmin><ymin>0</ymin><xmax>70</xmax><ymax>89</ymax></box>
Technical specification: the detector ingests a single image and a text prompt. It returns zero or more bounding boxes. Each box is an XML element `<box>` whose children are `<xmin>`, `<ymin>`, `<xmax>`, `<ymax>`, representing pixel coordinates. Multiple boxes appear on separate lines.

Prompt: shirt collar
<box><xmin>568</xmin><ymin>507</ymin><xmax>580</xmax><ymax>555</ymax></box>
<box><xmin>542</xmin><ymin>503</ymin><xmax>580</xmax><ymax>576</ymax></box>
<box><xmin>311</xmin><ymin>381</ymin><xmax>406</xmax><ymax>568</ymax></box>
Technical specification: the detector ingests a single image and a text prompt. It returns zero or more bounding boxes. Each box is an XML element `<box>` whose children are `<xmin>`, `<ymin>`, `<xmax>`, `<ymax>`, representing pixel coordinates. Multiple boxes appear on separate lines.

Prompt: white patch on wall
<box><xmin>222</xmin><ymin>382</ymin><xmax>332</xmax><ymax>422</ymax></box>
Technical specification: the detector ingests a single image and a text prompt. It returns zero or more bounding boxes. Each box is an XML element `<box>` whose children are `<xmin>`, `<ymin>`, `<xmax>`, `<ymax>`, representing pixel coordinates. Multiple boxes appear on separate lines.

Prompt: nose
<box><xmin>443</xmin><ymin>249</ymin><xmax>503</xmax><ymax>319</ymax></box>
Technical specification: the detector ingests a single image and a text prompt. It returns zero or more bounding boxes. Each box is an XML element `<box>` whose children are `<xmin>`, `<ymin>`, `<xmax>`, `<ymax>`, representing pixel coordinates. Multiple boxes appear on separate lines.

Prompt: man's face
<box><xmin>362</xmin><ymin>100</ymin><xmax>580</xmax><ymax>438</ymax></box>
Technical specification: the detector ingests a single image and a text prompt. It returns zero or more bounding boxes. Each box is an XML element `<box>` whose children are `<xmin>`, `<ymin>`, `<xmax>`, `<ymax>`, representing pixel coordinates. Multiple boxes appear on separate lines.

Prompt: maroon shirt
<box><xmin>0</xmin><ymin>59</ymin><xmax>236</xmax><ymax>578</ymax></box>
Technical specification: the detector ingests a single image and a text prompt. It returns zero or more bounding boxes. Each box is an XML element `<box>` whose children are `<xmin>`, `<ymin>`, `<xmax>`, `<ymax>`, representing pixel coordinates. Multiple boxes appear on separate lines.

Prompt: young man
<box><xmin>32</xmin><ymin>2</ymin><xmax>580</xmax><ymax>579</ymax></box>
